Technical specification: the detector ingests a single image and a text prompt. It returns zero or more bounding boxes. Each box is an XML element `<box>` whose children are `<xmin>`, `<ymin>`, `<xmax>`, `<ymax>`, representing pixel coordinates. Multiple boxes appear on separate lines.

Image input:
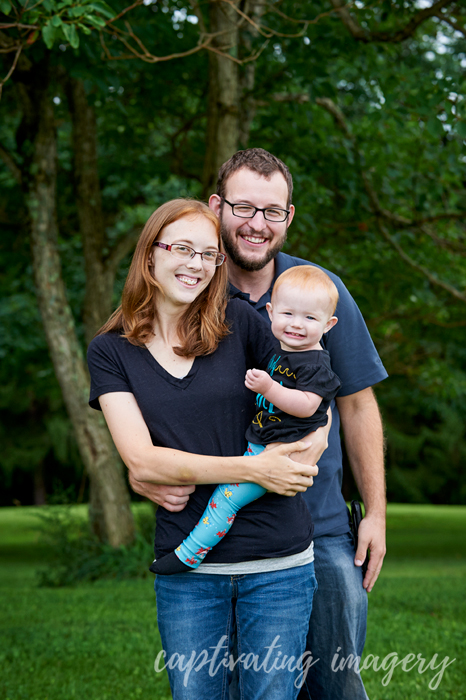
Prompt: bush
<box><xmin>36</xmin><ymin>506</ymin><xmax>156</xmax><ymax>586</ymax></box>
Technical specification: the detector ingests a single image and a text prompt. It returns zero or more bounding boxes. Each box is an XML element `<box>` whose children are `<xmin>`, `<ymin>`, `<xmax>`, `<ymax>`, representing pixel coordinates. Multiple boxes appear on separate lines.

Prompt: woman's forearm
<box><xmin>129</xmin><ymin>445</ymin><xmax>253</xmax><ymax>486</ymax></box>
<box><xmin>128</xmin><ymin>443</ymin><xmax>317</xmax><ymax>496</ymax></box>
<box><xmin>100</xmin><ymin>391</ymin><xmax>317</xmax><ymax>496</ymax></box>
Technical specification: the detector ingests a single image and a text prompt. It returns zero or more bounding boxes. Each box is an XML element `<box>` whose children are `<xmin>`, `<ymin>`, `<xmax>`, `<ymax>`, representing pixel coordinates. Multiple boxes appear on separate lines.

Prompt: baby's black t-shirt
<box><xmin>245</xmin><ymin>348</ymin><xmax>341</xmax><ymax>446</ymax></box>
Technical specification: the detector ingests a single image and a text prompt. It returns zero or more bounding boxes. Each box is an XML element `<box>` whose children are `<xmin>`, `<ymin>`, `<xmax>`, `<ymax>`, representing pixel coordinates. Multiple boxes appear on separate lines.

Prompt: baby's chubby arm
<box><xmin>245</xmin><ymin>368</ymin><xmax>322</xmax><ymax>418</ymax></box>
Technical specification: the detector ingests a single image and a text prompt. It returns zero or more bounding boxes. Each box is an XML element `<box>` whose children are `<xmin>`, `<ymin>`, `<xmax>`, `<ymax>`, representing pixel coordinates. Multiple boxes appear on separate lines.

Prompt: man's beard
<box><xmin>220</xmin><ymin>221</ymin><xmax>287</xmax><ymax>272</ymax></box>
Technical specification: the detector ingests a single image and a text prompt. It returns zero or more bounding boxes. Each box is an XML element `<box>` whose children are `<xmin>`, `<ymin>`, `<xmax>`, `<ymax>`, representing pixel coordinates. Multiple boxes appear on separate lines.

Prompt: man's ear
<box><xmin>266</xmin><ymin>302</ymin><xmax>273</xmax><ymax>323</ymax></box>
<box><xmin>209</xmin><ymin>194</ymin><xmax>222</xmax><ymax>216</ymax></box>
<box><xmin>324</xmin><ymin>316</ymin><xmax>338</xmax><ymax>333</ymax></box>
<box><xmin>287</xmin><ymin>204</ymin><xmax>295</xmax><ymax>228</ymax></box>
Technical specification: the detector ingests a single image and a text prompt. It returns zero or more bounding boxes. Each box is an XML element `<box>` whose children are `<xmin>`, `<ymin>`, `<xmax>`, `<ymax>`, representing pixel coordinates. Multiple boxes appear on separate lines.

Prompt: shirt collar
<box><xmin>228</xmin><ymin>253</ymin><xmax>290</xmax><ymax>311</ymax></box>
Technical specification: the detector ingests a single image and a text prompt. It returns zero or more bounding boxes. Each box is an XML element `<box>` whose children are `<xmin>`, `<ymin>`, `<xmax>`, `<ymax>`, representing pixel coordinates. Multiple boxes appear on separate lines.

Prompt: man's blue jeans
<box><xmin>298</xmin><ymin>533</ymin><xmax>369</xmax><ymax>700</ymax></box>
<box><xmin>155</xmin><ymin>562</ymin><xmax>317</xmax><ymax>700</ymax></box>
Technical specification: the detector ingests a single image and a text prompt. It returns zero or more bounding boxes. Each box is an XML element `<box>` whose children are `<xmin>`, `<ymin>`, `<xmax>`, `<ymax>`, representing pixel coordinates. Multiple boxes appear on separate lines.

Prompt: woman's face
<box><xmin>150</xmin><ymin>214</ymin><xmax>220</xmax><ymax>312</ymax></box>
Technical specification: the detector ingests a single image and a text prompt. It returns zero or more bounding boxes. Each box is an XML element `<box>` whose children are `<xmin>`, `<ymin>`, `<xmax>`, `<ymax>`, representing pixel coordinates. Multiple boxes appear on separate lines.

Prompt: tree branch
<box><xmin>315</xmin><ymin>96</ymin><xmax>466</xmax><ymax>304</ymax></box>
<box><xmin>399</xmin><ymin>212</ymin><xmax>465</xmax><ymax>228</ymax></box>
<box><xmin>315</xmin><ymin>97</ymin><xmax>351</xmax><ymax>135</ymax></box>
<box><xmin>419</xmin><ymin>224</ymin><xmax>466</xmax><ymax>256</ymax></box>
<box><xmin>0</xmin><ymin>42</ymin><xmax>22</xmax><ymax>98</ymax></box>
<box><xmin>263</xmin><ymin>1</ymin><xmax>348</xmax><ymax>28</ymax></box>
<box><xmin>99</xmin><ymin>25</ymin><xmax>217</xmax><ymax>63</ymax></box>
<box><xmin>438</xmin><ymin>14</ymin><xmax>466</xmax><ymax>37</ymax></box>
<box><xmin>105</xmin><ymin>0</ymin><xmax>144</xmax><ymax>25</ymax></box>
<box><xmin>329</xmin><ymin>0</ymin><xmax>455</xmax><ymax>43</ymax></box>
<box><xmin>106</xmin><ymin>228</ymin><xmax>141</xmax><ymax>273</ymax></box>
<box><xmin>376</xmin><ymin>220</ymin><xmax>466</xmax><ymax>303</ymax></box>
<box><xmin>0</xmin><ymin>141</ymin><xmax>22</xmax><ymax>184</ymax></box>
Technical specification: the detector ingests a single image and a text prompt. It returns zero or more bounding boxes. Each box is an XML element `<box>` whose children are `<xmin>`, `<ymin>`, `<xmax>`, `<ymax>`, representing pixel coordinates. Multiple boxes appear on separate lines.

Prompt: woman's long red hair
<box><xmin>97</xmin><ymin>199</ymin><xmax>230</xmax><ymax>356</ymax></box>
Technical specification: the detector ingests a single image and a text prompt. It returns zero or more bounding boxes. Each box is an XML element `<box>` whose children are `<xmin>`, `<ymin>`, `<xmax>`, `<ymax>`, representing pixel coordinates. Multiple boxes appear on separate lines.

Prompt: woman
<box><xmin>87</xmin><ymin>199</ymin><xmax>318</xmax><ymax>700</ymax></box>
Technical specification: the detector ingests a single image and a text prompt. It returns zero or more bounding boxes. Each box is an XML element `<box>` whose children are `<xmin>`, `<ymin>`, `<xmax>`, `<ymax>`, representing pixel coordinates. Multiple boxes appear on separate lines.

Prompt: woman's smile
<box><xmin>176</xmin><ymin>274</ymin><xmax>201</xmax><ymax>287</ymax></box>
<box><xmin>150</xmin><ymin>214</ymin><xmax>219</xmax><ymax>312</ymax></box>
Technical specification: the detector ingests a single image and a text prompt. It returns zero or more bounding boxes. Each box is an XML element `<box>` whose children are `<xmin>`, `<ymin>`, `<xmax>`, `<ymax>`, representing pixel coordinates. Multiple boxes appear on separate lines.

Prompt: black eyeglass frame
<box><xmin>222</xmin><ymin>198</ymin><xmax>290</xmax><ymax>223</ymax></box>
<box><xmin>152</xmin><ymin>241</ymin><xmax>226</xmax><ymax>267</ymax></box>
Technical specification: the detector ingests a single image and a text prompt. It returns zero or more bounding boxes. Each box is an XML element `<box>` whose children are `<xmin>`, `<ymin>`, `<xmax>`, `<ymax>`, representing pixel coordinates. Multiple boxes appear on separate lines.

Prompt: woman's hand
<box><xmin>286</xmin><ymin>417</ymin><xmax>332</xmax><ymax>466</ymax></box>
<box><xmin>250</xmin><ymin>441</ymin><xmax>319</xmax><ymax>496</ymax></box>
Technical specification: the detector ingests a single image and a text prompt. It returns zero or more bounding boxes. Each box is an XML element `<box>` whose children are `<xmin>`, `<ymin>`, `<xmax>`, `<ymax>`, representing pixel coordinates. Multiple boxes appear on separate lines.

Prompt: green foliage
<box><xmin>36</xmin><ymin>505</ymin><xmax>156</xmax><ymax>586</ymax></box>
<box><xmin>1</xmin><ymin>0</ymin><xmax>465</xmax><ymax>505</ymax></box>
<box><xmin>2</xmin><ymin>0</ymin><xmax>115</xmax><ymax>49</ymax></box>
<box><xmin>244</xmin><ymin>0</ymin><xmax>466</xmax><ymax>504</ymax></box>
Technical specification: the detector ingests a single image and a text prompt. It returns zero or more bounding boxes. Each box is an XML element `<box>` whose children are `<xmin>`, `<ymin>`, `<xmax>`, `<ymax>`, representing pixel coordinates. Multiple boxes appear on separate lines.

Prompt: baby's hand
<box><xmin>245</xmin><ymin>369</ymin><xmax>273</xmax><ymax>394</ymax></box>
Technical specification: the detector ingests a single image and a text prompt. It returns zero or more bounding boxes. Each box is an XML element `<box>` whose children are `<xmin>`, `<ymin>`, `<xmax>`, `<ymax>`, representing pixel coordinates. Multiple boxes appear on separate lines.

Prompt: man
<box><xmin>132</xmin><ymin>149</ymin><xmax>387</xmax><ymax>699</ymax></box>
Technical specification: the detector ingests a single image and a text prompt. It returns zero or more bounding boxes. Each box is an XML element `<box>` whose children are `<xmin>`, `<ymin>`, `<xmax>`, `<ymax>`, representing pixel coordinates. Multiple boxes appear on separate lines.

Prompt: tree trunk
<box><xmin>238</xmin><ymin>1</ymin><xmax>263</xmax><ymax>148</ymax></box>
<box><xmin>65</xmin><ymin>77</ymin><xmax>137</xmax><ymax>540</ymax></box>
<box><xmin>33</xmin><ymin>462</ymin><xmax>47</xmax><ymax>506</ymax></box>
<box><xmin>65</xmin><ymin>77</ymin><xmax>115</xmax><ymax>345</ymax></box>
<box><xmin>23</xmin><ymin>64</ymin><xmax>135</xmax><ymax>547</ymax></box>
<box><xmin>202</xmin><ymin>0</ymin><xmax>240</xmax><ymax>197</ymax></box>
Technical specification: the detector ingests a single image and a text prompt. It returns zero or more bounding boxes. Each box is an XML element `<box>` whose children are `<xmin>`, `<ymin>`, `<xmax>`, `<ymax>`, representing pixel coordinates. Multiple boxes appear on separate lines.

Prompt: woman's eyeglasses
<box><xmin>153</xmin><ymin>242</ymin><xmax>226</xmax><ymax>267</ymax></box>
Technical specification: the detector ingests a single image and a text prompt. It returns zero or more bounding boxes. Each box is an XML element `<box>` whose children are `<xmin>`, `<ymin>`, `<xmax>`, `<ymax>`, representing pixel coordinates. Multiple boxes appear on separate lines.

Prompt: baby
<box><xmin>151</xmin><ymin>265</ymin><xmax>341</xmax><ymax>575</ymax></box>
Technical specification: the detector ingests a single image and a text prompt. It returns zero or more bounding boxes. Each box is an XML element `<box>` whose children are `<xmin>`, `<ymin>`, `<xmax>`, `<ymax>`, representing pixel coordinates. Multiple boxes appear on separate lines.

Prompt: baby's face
<box><xmin>267</xmin><ymin>283</ymin><xmax>337</xmax><ymax>352</ymax></box>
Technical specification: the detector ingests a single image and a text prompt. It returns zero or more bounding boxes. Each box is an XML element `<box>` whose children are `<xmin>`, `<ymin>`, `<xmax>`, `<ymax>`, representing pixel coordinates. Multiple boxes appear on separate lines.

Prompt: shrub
<box><xmin>36</xmin><ymin>506</ymin><xmax>156</xmax><ymax>586</ymax></box>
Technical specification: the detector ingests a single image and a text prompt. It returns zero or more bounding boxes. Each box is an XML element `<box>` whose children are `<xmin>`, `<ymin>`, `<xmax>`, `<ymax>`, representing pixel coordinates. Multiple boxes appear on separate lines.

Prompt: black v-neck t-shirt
<box><xmin>88</xmin><ymin>299</ymin><xmax>313</xmax><ymax>563</ymax></box>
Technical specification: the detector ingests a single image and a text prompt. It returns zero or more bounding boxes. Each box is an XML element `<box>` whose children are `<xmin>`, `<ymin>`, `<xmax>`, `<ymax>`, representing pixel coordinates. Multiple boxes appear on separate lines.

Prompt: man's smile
<box><xmin>239</xmin><ymin>232</ymin><xmax>269</xmax><ymax>246</ymax></box>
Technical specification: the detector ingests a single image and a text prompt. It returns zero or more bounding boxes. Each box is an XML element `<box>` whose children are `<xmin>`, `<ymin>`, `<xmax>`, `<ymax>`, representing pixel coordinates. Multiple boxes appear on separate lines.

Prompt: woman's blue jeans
<box><xmin>155</xmin><ymin>562</ymin><xmax>317</xmax><ymax>700</ymax></box>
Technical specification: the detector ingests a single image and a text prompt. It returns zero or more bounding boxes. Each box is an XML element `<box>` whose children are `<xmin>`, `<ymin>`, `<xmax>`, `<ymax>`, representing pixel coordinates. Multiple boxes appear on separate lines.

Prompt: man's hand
<box><xmin>355</xmin><ymin>512</ymin><xmax>386</xmax><ymax>593</ymax></box>
<box><xmin>128</xmin><ymin>472</ymin><xmax>195</xmax><ymax>512</ymax></box>
<box><xmin>245</xmin><ymin>368</ymin><xmax>273</xmax><ymax>395</ymax></box>
<box><xmin>337</xmin><ymin>388</ymin><xmax>386</xmax><ymax>592</ymax></box>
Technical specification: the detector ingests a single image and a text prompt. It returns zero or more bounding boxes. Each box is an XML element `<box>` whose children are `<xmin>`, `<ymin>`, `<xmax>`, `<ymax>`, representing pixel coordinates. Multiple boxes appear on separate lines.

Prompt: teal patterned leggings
<box><xmin>174</xmin><ymin>443</ymin><xmax>266</xmax><ymax>568</ymax></box>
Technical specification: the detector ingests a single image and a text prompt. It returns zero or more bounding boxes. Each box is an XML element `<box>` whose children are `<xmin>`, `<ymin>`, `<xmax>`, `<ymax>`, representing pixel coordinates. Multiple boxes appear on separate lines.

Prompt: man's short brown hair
<box><xmin>216</xmin><ymin>148</ymin><xmax>293</xmax><ymax>208</ymax></box>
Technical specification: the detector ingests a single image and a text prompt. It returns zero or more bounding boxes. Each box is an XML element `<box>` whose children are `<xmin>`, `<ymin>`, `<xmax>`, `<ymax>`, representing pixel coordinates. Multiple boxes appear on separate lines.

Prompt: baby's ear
<box><xmin>266</xmin><ymin>302</ymin><xmax>273</xmax><ymax>322</ymax></box>
<box><xmin>325</xmin><ymin>316</ymin><xmax>338</xmax><ymax>333</ymax></box>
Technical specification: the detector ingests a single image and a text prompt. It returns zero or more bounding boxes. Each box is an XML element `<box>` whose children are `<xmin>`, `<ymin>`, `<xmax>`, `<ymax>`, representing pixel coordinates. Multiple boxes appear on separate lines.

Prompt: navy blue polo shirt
<box><xmin>230</xmin><ymin>252</ymin><xmax>388</xmax><ymax>537</ymax></box>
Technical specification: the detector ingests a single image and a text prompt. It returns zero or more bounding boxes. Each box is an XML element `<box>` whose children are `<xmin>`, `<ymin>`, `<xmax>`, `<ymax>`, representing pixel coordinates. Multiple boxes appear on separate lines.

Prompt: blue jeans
<box><xmin>298</xmin><ymin>533</ymin><xmax>369</xmax><ymax>700</ymax></box>
<box><xmin>155</xmin><ymin>563</ymin><xmax>317</xmax><ymax>700</ymax></box>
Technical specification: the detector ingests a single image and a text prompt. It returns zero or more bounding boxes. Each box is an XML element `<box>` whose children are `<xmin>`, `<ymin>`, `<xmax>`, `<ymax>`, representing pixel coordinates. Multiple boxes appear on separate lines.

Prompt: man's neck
<box><xmin>227</xmin><ymin>259</ymin><xmax>276</xmax><ymax>303</ymax></box>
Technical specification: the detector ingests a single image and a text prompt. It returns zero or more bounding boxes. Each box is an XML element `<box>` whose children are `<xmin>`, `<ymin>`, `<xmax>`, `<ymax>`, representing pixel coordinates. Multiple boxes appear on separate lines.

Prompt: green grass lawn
<box><xmin>0</xmin><ymin>503</ymin><xmax>464</xmax><ymax>699</ymax></box>
<box><xmin>363</xmin><ymin>504</ymin><xmax>465</xmax><ymax>699</ymax></box>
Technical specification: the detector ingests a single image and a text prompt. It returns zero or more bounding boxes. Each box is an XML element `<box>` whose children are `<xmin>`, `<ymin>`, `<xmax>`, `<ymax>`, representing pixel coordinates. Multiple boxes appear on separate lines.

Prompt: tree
<box><xmin>1</xmin><ymin>0</ymin><xmax>465</xmax><ymax>512</ymax></box>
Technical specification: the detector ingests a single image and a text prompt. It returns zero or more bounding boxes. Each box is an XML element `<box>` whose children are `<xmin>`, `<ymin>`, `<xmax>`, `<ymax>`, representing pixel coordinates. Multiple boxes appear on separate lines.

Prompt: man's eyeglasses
<box><xmin>153</xmin><ymin>242</ymin><xmax>226</xmax><ymax>267</ymax></box>
<box><xmin>222</xmin><ymin>198</ymin><xmax>290</xmax><ymax>223</ymax></box>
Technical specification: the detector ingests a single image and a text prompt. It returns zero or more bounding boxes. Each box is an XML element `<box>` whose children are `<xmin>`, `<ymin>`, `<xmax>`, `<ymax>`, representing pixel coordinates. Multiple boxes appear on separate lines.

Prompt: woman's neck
<box><xmin>151</xmin><ymin>299</ymin><xmax>185</xmax><ymax>346</ymax></box>
<box><xmin>152</xmin><ymin>316</ymin><xmax>180</xmax><ymax>347</ymax></box>
<box><xmin>147</xmin><ymin>307</ymin><xmax>195</xmax><ymax>377</ymax></box>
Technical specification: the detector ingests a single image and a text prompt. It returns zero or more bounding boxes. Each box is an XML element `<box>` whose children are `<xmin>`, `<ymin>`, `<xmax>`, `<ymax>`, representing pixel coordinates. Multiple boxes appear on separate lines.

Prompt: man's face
<box><xmin>210</xmin><ymin>168</ymin><xmax>295</xmax><ymax>272</ymax></box>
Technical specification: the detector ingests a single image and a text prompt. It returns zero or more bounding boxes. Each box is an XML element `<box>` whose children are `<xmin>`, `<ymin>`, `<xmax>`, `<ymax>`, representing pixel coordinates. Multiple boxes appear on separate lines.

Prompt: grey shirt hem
<box><xmin>189</xmin><ymin>542</ymin><xmax>314</xmax><ymax>575</ymax></box>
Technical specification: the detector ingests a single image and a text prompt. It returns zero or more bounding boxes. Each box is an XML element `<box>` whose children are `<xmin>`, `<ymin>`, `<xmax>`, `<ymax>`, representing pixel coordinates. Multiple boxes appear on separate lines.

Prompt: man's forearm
<box><xmin>336</xmin><ymin>387</ymin><xmax>386</xmax><ymax>515</ymax></box>
<box><xmin>336</xmin><ymin>387</ymin><xmax>386</xmax><ymax>591</ymax></box>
